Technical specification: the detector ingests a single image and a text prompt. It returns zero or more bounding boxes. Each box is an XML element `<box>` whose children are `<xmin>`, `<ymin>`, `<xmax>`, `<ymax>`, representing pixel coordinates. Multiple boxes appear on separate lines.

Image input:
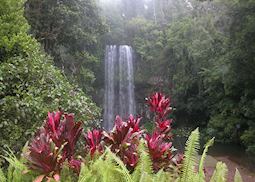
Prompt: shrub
<box><xmin>0</xmin><ymin>0</ymin><xmax>100</xmax><ymax>157</ymax></box>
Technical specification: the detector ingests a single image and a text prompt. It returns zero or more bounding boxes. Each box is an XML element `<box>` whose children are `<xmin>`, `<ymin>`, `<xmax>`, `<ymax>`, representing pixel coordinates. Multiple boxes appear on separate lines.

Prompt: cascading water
<box><xmin>103</xmin><ymin>45</ymin><xmax>136</xmax><ymax>130</ymax></box>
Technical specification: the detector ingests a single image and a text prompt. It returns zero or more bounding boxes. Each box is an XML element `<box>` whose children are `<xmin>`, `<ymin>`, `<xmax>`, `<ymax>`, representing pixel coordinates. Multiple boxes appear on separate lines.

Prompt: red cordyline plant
<box><xmin>103</xmin><ymin>115</ymin><xmax>143</xmax><ymax>170</ymax></box>
<box><xmin>26</xmin><ymin>111</ymin><xmax>83</xmax><ymax>181</ymax></box>
<box><xmin>24</xmin><ymin>92</ymin><xmax>183</xmax><ymax>180</ymax></box>
<box><xmin>84</xmin><ymin>129</ymin><xmax>104</xmax><ymax>158</ymax></box>
<box><xmin>147</xmin><ymin>92</ymin><xmax>172</xmax><ymax>121</ymax></box>
<box><xmin>25</xmin><ymin>128</ymin><xmax>62</xmax><ymax>181</ymax></box>
<box><xmin>145</xmin><ymin>92</ymin><xmax>183</xmax><ymax>171</ymax></box>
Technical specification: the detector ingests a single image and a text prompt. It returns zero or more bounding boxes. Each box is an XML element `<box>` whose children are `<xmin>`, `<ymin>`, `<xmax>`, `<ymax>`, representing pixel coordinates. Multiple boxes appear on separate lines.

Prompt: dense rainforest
<box><xmin>0</xmin><ymin>0</ymin><xmax>255</xmax><ymax>181</ymax></box>
<box><xmin>99</xmin><ymin>0</ymin><xmax>255</xmax><ymax>155</ymax></box>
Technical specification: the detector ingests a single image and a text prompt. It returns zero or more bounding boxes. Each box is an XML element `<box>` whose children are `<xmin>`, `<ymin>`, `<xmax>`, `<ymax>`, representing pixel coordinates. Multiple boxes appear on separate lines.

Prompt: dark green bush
<box><xmin>0</xmin><ymin>0</ymin><xmax>100</xmax><ymax>156</ymax></box>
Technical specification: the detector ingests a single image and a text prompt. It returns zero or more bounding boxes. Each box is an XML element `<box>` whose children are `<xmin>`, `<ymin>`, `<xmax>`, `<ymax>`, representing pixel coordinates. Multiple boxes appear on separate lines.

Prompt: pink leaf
<box><xmin>33</xmin><ymin>175</ymin><xmax>45</xmax><ymax>182</ymax></box>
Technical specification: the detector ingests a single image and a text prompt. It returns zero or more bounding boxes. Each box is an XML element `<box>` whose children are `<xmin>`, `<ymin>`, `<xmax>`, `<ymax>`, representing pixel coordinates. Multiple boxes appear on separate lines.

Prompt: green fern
<box><xmin>0</xmin><ymin>167</ymin><xmax>6</xmax><ymax>182</ymax></box>
<box><xmin>181</xmin><ymin>128</ymin><xmax>200</xmax><ymax>182</ymax></box>
<box><xmin>234</xmin><ymin>169</ymin><xmax>243</xmax><ymax>182</ymax></box>
<box><xmin>60</xmin><ymin>163</ymin><xmax>76</xmax><ymax>182</ymax></box>
<box><xmin>1</xmin><ymin>148</ymin><xmax>26</xmax><ymax>172</ymax></box>
<box><xmin>153</xmin><ymin>169</ymin><xmax>174</xmax><ymax>182</ymax></box>
<box><xmin>210</xmin><ymin>162</ymin><xmax>228</xmax><ymax>182</ymax></box>
<box><xmin>1</xmin><ymin>148</ymin><xmax>26</xmax><ymax>182</ymax></box>
<box><xmin>78</xmin><ymin>163</ymin><xmax>93</xmax><ymax>182</ymax></box>
<box><xmin>198</xmin><ymin>137</ymin><xmax>215</xmax><ymax>182</ymax></box>
<box><xmin>132</xmin><ymin>140</ymin><xmax>153</xmax><ymax>182</ymax></box>
<box><xmin>106</xmin><ymin>148</ymin><xmax>133</xmax><ymax>182</ymax></box>
<box><xmin>1</xmin><ymin>147</ymin><xmax>34</xmax><ymax>182</ymax></box>
<box><xmin>78</xmin><ymin>148</ymin><xmax>133</xmax><ymax>182</ymax></box>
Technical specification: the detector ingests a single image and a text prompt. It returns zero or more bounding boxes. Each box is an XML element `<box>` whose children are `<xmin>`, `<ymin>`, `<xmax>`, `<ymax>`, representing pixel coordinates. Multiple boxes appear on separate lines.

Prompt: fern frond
<box><xmin>139</xmin><ymin>172</ymin><xmax>153</xmax><ymax>182</ymax></box>
<box><xmin>93</xmin><ymin>156</ymin><xmax>119</xmax><ymax>182</ymax></box>
<box><xmin>1</xmin><ymin>147</ymin><xmax>33</xmax><ymax>182</ymax></box>
<box><xmin>7</xmin><ymin>164</ymin><xmax>14</xmax><ymax>182</ymax></box>
<box><xmin>0</xmin><ymin>167</ymin><xmax>6</xmax><ymax>182</ymax></box>
<box><xmin>78</xmin><ymin>163</ymin><xmax>93</xmax><ymax>182</ymax></box>
<box><xmin>132</xmin><ymin>140</ymin><xmax>153</xmax><ymax>182</ymax></box>
<box><xmin>234</xmin><ymin>169</ymin><xmax>243</xmax><ymax>182</ymax></box>
<box><xmin>198</xmin><ymin>137</ymin><xmax>214</xmax><ymax>182</ymax></box>
<box><xmin>210</xmin><ymin>162</ymin><xmax>228</xmax><ymax>182</ymax></box>
<box><xmin>181</xmin><ymin>128</ymin><xmax>200</xmax><ymax>182</ymax></box>
<box><xmin>153</xmin><ymin>169</ymin><xmax>174</xmax><ymax>182</ymax></box>
<box><xmin>105</xmin><ymin>148</ymin><xmax>133</xmax><ymax>182</ymax></box>
<box><xmin>80</xmin><ymin>148</ymin><xmax>132</xmax><ymax>182</ymax></box>
<box><xmin>60</xmin><ymin>163</ymin><xmax>74</xmax><ymax>182</ymax></box>
<box><xmin>1</xmin><ymin>147</ymin><xmax>26</xmax><ymax>171</ymax></box>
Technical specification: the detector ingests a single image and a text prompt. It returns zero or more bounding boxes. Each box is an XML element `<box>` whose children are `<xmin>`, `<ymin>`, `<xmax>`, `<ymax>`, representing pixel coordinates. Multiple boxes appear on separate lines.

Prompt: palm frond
<box><xmin>234</xmin><ymin>168</ymin><xmax>243</xmax><ymax>182</ymax></box>
<box><xmin>181</xmin><ymin>128</ymin><xmax>200</xmax><ymax>182</ymax></box>
<box><xmin>198</xmin><ymin>137</ymin><xmax>214</xmax><ymax>182</ymax></box>
<box><xmin>210</xmin><ymin>162</ymin><xmax>228</xmax><ymax>182</ymax></box>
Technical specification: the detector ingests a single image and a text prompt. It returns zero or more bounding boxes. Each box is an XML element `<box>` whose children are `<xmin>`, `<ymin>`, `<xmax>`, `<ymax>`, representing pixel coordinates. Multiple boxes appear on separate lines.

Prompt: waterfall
<box><xmin>103</xmin><ymin>45</ymin><xmax>136</xmax><ymax>130</ymax></box>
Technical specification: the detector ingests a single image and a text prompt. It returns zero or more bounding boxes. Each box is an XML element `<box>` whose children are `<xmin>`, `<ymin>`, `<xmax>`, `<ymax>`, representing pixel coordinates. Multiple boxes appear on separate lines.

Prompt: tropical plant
<box><xmin>0</xmin><ymin>93</ymin><xmax>245</xmax><ymax>181</ymax></box>
<box><xmin>23</xmin><ymin>111</ymin><xmax>83</xmax><ymax>181</ymax></box>
<box><xmin>179</xmin><ymin>128</ymin><xmax>243</xmax><ymax>182</ymax></box>
<box><xmin>1</xmin><ymin>128</ymin><xmax>245</xmax><ymax>182</ymax></box>
<box><xmin>103</xmin><ymin>115</ymin><xmax>143</xmax><ymax>170</ymax></box>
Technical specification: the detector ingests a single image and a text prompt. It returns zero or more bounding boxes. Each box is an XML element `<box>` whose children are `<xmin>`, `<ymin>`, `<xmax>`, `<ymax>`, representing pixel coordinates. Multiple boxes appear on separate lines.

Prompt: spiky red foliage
<box><xmin>61</xmin><ymin>114</ymin><xmax>83</xmax><ymax>160</ymax></box>
<box><xmin>44</xmin><ymin>111</ymin><xmax>64</xmax><ymax>147</ymax></box>
<box><xmin>84</xmin><ymin>129</ymin><xmax>104</xmax><ymax>158</ymax></box>
<box><xmin>44</xmin><ymin>112</ymin><xmax>82</xmax><ymax>160</ymax></box>
<box><xmin>26</xmin><ymin>111</ymin><xmax>83</xmax><ymax>177</ymax></box>
<box><xmin>147</xmin><ymin>92</ymin><xmax>172</xmax><ymax>120</ymax></box>
<box><xmin>146</xmin><ymin>92</ymin><xmax>183</xmax><ymax>171</ymax></box>
<box><xmin>25</xmin><ymin>92</ymin><xmax>183</xmax><ymax>178</ymax></box>
<box><xmin>103</xmin><ymin>115</ymin><xmax>143</xmax><ymax>169</ymax></box>
<box><xmin>145</xmin><ymin>131</ymin><xmax>173</xmax><ymax>171</ymax></box>
<box><xmin>26</xmin><ymin>128</ymin><xmax>62</xmax><ymax>175</ymax></box>
<box><xmin>68</xmin><ymin>157</ymin><xmax>82</xmax><ymax>174</ymax></box>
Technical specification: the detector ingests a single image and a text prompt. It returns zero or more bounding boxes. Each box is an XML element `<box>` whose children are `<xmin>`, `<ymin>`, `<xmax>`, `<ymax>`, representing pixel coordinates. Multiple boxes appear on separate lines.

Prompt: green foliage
<box><xmin>115</xmin><ymin>0</ymin><xmax>255</xmax><ymax>155</ymax></box>
<box><xmin>198</xmin><ymin>138</ymin><xmax>214</xmax><ymax>182</ymax></box>
<box><xmin>234</xmin><ymin>169</ymin><xmax>243</xmax><ymax>182</ymax></box>
<box><xmin>0</xmin><ymin>148</ymin><xmax>35</xmax><ymax>182</ymax></box>
<box><xmin>78</xmin><ymin>148</ymin><xmax>133</xmax><ymax>182</ymax></box>
<box><xmin>180</xmin><ymin>129</ymin><xmax>243</xmax><ymax>182</ymax></box>
<box><xmin>181</xmin><ymin>128</ymin><xmax>200</xmax><ymax>182</ymax></box>
<box><xmin>203</xmin><ymin>0</ymin><xmax>255</xmax><ymax>154</ymax></box>
<box><xmin>210</xmin><ymin>162</ymin><xmax>228</xmax><ymax>182</ymax></box>
<box><xmin>25</xmin><ymin>0</ymin><xmax>106</xmax><ymax>93</ymax></box>
<box><xmin>132</xmin><ymin>141</ymin><xmax>153</xmax><ymax>181</ymax></box>
<box><xmin>0</xmin><ymin>0</ymin><xmax>100</xmax><ymax>157</ymax></box>
<box><xmin>0</xmin><ymin>167</ymin><xmax>6</xmax><ymax>182</ymax></box>
<box><xmin>0</xmin><ymin>128</ymin><xmax>244</xmax><ymax>182</ymax></box>
<box><xmin>60</xmin><ymin>164</ymin><xmax>77</xmax><ymax>182</ymax></box>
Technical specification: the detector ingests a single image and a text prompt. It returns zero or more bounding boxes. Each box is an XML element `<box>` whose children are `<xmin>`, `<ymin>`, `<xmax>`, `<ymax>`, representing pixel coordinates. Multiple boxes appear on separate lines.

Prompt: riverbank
<box><xmin>204</xmin><ymin>155</ymin><xmax>255</xmax><ymax>182</ymax></box>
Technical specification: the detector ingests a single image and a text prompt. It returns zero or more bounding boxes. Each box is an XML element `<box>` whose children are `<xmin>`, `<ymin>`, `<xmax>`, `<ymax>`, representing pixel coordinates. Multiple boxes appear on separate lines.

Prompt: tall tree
<box><xmin>25</xmin><ymin>0</ymin><xmax>106</xmax><ymax>93</ymax></box>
